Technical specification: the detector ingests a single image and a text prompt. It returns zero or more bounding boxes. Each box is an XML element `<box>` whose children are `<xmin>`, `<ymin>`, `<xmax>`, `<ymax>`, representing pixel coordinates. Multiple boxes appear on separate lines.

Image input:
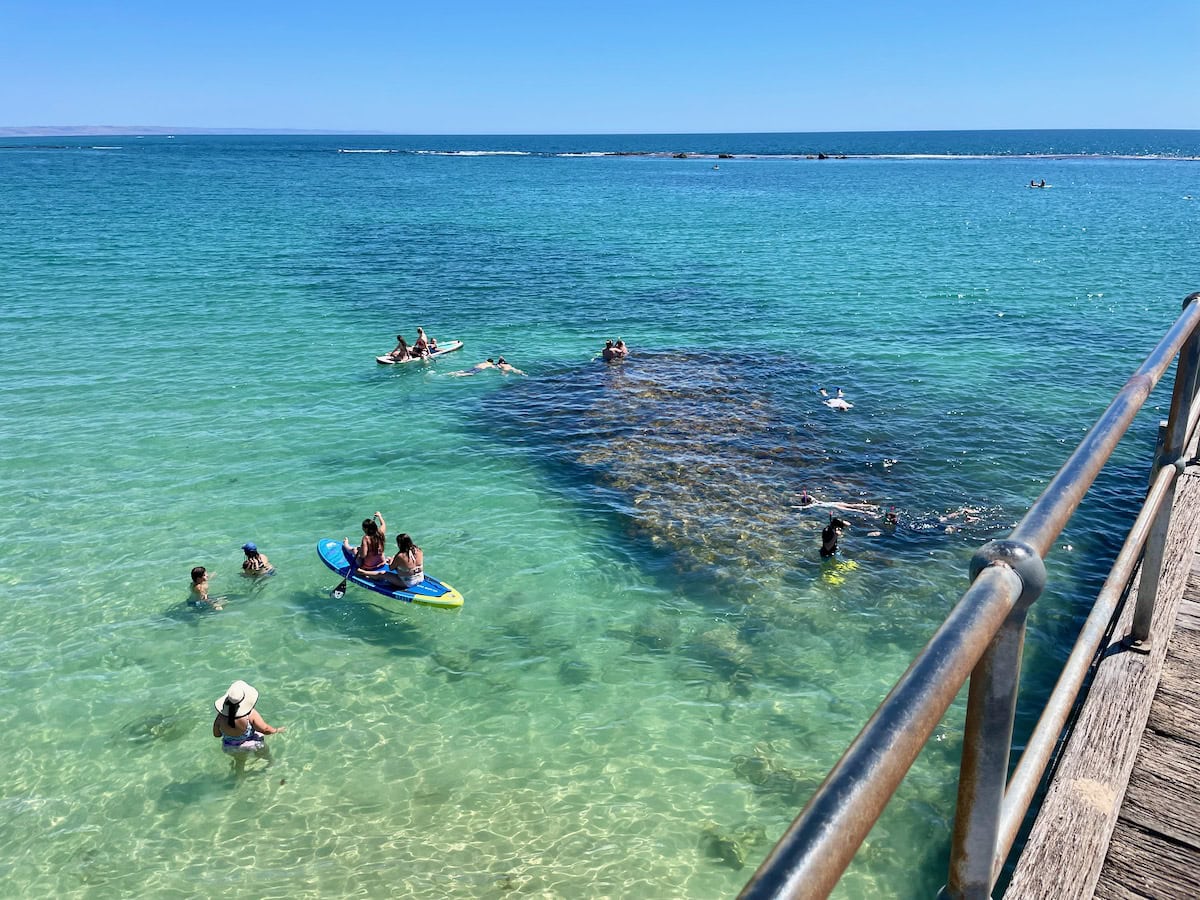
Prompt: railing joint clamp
<box><xmin>969</xmin><ymin>539</ymin><xmax>1047</xmax><ymax>611</ymax></box>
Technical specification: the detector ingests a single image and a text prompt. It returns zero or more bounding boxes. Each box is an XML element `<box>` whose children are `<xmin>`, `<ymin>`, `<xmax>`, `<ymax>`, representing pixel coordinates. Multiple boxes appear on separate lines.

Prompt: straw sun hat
<box><xmin>214</xmin><ymin>680</ymin><xmax>259</xmax><ymax>718</ymax></box>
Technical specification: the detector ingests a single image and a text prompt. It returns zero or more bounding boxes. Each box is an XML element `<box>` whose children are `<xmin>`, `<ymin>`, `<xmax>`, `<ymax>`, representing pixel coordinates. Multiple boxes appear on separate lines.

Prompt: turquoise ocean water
<box><xmin>2</xmin><ymin>130</ymin><xmax>1198</xmax><ymax>897</ymax></box>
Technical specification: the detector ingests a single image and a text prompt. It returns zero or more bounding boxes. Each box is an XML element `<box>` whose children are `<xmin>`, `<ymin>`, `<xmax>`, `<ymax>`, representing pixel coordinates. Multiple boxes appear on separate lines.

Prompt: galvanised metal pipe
<box><xmin>941</xmin><ymin>540</ymin><xmax>1046</xmax><ymax>899</ymax></box>
<box><xmin>1010</xmin><ymin>296</ymin><xmax>1200</xmax><ymax>559</ymax></box>
<box><xmin>738</xmin><ymin>565</ymin><xmax>1023</xmax><ymax>900</ymax></box>
<box><xmin>943</xmin><ymin>607</ymin><xmax>1033</xmax><ymax>899</ymax></box>
<box><xmin>1131</xmin><ymin>323</ymin><xmax>1200</xmax><ymax>644</ymax></box>
<box><xmin>992</xmin><ymin>460</ymin><xmax>1178</xmax><ymax>878</ymax></box>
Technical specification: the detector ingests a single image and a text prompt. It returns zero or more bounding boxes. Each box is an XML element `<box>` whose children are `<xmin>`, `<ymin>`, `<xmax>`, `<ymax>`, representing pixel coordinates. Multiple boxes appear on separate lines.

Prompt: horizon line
<box><xmin>2</xmin><ymin>126</ymin><xmax>1199</xmax><ymax>139</ymax></box>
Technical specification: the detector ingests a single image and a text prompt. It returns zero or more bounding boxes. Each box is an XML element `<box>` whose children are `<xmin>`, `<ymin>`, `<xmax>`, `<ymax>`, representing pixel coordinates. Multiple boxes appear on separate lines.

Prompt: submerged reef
<box><xmin>483</xmin><ymin>349</ymin><xmax>858</xmax><ymax>599</ymax></box>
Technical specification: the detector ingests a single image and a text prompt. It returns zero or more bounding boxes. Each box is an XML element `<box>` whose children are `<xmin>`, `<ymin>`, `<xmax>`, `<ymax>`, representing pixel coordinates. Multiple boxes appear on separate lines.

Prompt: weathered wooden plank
<box><xmin>1112</xmin><ymin>729</ymin><xmax>1200</xmax><ymax>850</ymax></box>
<box><xmin>1093</xmin><ymin>819</ymin><xmax>1200</xmax><ymax>900</ymax></box>
<box><xmin>1174</xmin><ymin>593</ymin><xmax>1200</xmax><ymax>632</ymax></box>
<box><xmin>1003</xmin><ymin>467</ymin><xmax>1200</xmax><ymax>899</ymax></box>
<box><xmin>1146</xmin><ymin>627</ymin><xmax>1200</xmax><ymax>742</ymax></box>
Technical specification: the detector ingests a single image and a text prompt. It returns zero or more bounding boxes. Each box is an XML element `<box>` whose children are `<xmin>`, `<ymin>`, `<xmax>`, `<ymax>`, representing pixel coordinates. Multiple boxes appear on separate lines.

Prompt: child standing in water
<box><xmin>189</xmin><ymin>566</ymin><xmax>223</xmax><ymax>610</ymax></box>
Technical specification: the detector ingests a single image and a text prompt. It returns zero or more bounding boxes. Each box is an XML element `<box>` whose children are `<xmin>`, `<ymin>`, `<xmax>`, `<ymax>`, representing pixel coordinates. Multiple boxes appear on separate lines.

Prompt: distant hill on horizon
<box><xmin>0</xmin><ymin>125</ymin><xmax>382</xmax><ymax>137</ymax></box>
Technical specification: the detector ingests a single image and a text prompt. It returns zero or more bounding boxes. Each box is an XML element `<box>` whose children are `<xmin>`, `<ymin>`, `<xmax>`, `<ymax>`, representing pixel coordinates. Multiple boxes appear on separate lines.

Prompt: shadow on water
<box><xmin>119</xmin><ymin>710</ymin><xmax>197</xmax><ymax>748</ymax></box>
<box><xmin>298</xmin><ymin>586</ymin><xmax>434</xmax><ymax>658</ymax></box>
<box><xmin>159</xmin><ymin>753</ymin><xmax>278</xmax><ymax>809</ymax></box>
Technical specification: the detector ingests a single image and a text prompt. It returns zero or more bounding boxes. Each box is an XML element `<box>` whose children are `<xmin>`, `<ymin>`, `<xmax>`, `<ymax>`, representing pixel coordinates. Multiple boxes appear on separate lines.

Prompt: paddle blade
<box><xmin>331</xmin><ymin>577</ymin><xmax>348</xmax><ymax>599</ymax></box>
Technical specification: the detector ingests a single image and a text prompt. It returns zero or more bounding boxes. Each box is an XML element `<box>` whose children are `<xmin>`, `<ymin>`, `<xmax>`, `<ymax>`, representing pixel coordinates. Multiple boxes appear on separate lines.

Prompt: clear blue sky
<box><xmin>3</xmin><ymin>0</ymin><xmax>1196</xmax><ymax>133</ymax></box>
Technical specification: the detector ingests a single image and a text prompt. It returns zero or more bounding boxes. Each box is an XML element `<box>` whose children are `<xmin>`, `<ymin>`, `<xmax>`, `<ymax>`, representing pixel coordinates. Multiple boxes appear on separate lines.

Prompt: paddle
<box><xmin>332</xmin><ymin>573</ymin><xmax>350</xmax><ymax>599</ymax></box>
<box><xmin>332</xmin><ymin>541</ymin><xmax>356</xmax><ymax>598</ymax></box>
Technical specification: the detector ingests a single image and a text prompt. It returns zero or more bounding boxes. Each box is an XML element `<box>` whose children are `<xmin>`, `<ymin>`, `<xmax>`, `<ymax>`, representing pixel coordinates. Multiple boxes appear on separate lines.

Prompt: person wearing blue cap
<box><xmin>241</xmin><ymin>542</ymin><xmax>273</xmax><ymax>577</ymax></box>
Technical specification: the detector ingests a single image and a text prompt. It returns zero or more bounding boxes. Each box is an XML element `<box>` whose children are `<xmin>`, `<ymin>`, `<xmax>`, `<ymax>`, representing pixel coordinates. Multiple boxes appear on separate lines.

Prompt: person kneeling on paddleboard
<box><xmin>412</xmin><ymin>327</ymin><xmax>435</xmax><ymax>357</ymax></box>
<box><xmin>386</xmin><ymin>335</ymin><xmax>412</xmax><ymax>361</ymax></box>
<box><xmin>343</xmin><ymin>512</ymin><xmax>387</xmax><ymax>578</ymax></box>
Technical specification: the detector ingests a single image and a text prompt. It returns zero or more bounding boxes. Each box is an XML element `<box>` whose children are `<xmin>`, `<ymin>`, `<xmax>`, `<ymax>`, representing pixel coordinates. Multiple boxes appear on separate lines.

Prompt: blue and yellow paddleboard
<box><xmin>316</xmin><ymin>539</ymin><xmax>464</xmax><ymax>608</ymax></box>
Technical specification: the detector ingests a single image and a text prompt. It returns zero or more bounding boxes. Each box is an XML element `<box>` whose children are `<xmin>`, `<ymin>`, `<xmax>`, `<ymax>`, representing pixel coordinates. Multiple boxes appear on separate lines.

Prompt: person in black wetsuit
<box><xmin>820</xmin><ymin>518</ymin><xmax>848</xmax><ymax>558</ymax></box>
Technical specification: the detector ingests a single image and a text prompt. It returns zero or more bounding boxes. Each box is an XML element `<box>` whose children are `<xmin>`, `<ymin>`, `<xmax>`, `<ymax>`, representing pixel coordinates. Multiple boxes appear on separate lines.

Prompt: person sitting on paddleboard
<box><xmin>387</xmin><ymin>335</ymin><xmax>412</xmax><ymax>361</ymax></box>
<box><xmin>241</xmin><ymin>542</ymin><xmax>273</xmax><ymax>576</ymax></box>
<box><xmin>382</xmin><ymin>533</ymin><xmax>424</xmax><ymax>589</ymax></box>
<box><xmin>189</xmin><ymin>566</ymin><xmax>223</xmax><ymax>610</ymax></box>
<box><xmin>820</xmin><ymin>518</ymin><xmax>849</xmax><ymax>559</ymax></box>
<box><xmin>213</xmin><ymin>680</ymin><xmax>284</xmax><ymax>754</ymax></box>
<box><xmin>343</xmin><ymin>511</ymin><xmax>387</xmax><ymax>577</ymax></box>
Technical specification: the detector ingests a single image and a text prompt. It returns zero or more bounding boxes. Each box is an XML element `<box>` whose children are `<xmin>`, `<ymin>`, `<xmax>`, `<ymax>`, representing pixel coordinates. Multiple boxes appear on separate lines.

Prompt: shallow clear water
<box><xmin>1</xmin><ymin>132</ymin><xmax>1198</xmax><ymax>897</ymax></box>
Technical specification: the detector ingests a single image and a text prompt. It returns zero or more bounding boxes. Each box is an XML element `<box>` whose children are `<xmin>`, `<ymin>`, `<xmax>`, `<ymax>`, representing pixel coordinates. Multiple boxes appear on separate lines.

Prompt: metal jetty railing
<box><xmin>739</xmin><ymin>292</ymin><xmax>1200</xmax><ymax>900</ymax></box>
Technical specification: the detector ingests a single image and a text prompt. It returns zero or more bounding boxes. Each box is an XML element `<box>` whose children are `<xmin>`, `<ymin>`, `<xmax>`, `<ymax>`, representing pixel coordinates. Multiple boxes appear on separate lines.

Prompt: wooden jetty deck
<box><xmin>1006</xmin><ymin>461</ymin><xmax>1200</xmax><ymax>898</ymax></box>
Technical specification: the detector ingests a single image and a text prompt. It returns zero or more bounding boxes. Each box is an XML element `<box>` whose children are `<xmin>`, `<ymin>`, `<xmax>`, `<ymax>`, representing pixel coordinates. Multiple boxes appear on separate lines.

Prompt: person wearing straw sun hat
<box><xmin>212</xmin><ymin>680</ymin><xmax>284</xmax><ymax>753</ymax></box>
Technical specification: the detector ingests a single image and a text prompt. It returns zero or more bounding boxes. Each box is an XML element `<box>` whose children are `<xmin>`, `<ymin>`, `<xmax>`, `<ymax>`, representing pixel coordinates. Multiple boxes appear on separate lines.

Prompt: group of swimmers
<box><xmin>795</xmin><ymin>490</ymin><xmax>898</xmax><ymax>559</ymax></box>
<box><xmin>188</xmin><ymin>543</ymin><xmax>274</xmax><ymax>610</ymax></box>
<box><xmin>450</xmin><ymin>357</ymin><xmax>525</xmax><ymax>376</ymax></box>
<box><xmin>602</xmin><ymin>339</ymin><xmax>629</xmax><ymax>362</ymax></box>
<box><xmin>800</xmin><ymin>485</ymin><xmax>989</xmax><ymax>560</ymax></box>
<box><xmin>197</xmin><ymin>516</ymin><xmax>424</xmax><ymax>759</ymax></box>
<box><xmin>383</xmin><ymin>326</ymin><xmax>438</xmax><ymax>361</ymax></box>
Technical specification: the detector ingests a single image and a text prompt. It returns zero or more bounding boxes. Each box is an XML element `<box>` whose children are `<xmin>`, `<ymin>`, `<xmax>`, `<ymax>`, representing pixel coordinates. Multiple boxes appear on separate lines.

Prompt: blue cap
<box><xmin>242</xmin><ymin>542</ymin><xmax>257</xmax><ymax>553</ymax></box>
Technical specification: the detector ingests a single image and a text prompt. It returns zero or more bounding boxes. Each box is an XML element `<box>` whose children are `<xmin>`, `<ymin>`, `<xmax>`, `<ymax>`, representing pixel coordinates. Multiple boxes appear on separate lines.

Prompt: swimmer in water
<box><xmin>496</xmin><ymin>357</ymin><xmax>526</xmax><ymax>375</ymax></box>
<box><xmin>820</xmin><ymin>518</ymin><xmax>849</xmax><ymax>559</ymax></box>
<box><xmin>818</xmin><ymin>386</ymin><xmax>853</xmax><ymax>410</ymax></box>
<box><xmin>189</xmin><ymin>566</ymin><xmax>223</xmax><ymax>610</ymax></box>
<box><xmin>450</xmin><ymin>358</ymin><xmax>496</xmax><ymax>377</ymax></box>
<box><xmin>240</xmin><ymin>542</ymin><xmax>274</xmax><ymax>577</ymax></box>
<box><xmin>795</xmin><ymin>489</ymin><xmax>879</xmax><ymax>514</ymax></box>
<box><xmin>867</xmin><ymin>507</ymin><xmax>900</xmax><ymax>537</ymax></box>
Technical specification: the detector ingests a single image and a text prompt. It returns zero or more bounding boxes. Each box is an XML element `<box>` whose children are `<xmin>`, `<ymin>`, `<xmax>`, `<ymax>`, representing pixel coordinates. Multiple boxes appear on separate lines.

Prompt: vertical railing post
<box><xmin>940</xmin><ymin>541</ymin><xmax>1046</xmax><ymax>900</ymax></box>
<box><xmin>1129</xmin><ymin>309</ymin><xmax>1200</xmax><ymax>648</ymax></box>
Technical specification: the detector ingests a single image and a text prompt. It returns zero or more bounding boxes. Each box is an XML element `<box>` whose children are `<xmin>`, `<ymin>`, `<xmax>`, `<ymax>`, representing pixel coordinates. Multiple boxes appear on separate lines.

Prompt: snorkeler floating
<box><xmin>820</xmin><ymin>517</ymin><xmax>849</xmax><ymax>558</ymax></box>
<box><xmin>818</xmin><ymin>387</ymin><xmax>853</xmax><ymax>411</ymax></box>
<box><xmin>450</xmin><ymin>356</ymin><xmax>525</xmax><ymax>376</ymax></box>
